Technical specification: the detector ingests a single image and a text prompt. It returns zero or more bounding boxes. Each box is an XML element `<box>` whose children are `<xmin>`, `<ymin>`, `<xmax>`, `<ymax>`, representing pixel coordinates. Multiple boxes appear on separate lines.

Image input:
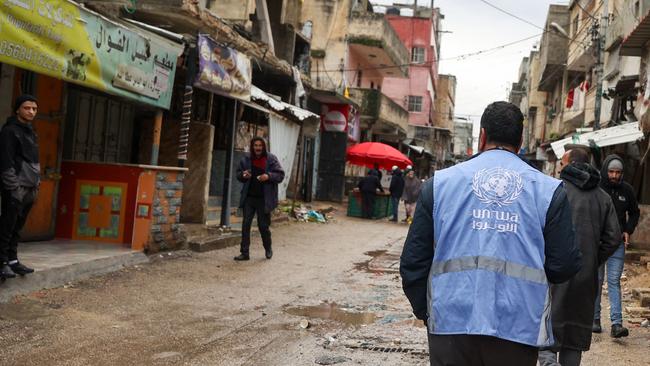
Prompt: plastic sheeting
<box><xmin>269</xmin><ymin>114</ymin><xmax>301</xmax><ymax>201</ymax></box>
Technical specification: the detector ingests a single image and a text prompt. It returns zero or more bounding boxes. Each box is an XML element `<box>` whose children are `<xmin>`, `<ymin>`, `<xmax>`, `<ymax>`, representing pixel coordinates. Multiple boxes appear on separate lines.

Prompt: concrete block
<box><xmin>177</xmin><ymin>173</ymin><xmax>185</xmax><ymax>182</ymax></box>
<box><xmin>625</xmin><ymin>306</ymin><xmax>650</xmax><ymax>318</ymax></box>
<box><xmin>153</xmin><ymin>206</ymin><xmax>164</xmax><ymax>216</ymax></box>
<box><xmin>165</xmin><ymin>190</ymin><xmax>176</xmax><ymax>198</ymax></box>
<box><xmin>640</xmin><ymin>295</ymin><xmax>650</xmax><ymax>308</ymax></box>
<box><xmin>150</xmin><ymin>224</ymin><xmax>162</xmax><ymax>233</ymax></box>
<box><xmin>155</xmin><ymin>215</ymin><xmax>168</xmax><ymax>224</ymax></box>
<box><xmin>188</xmin><ymin>233</ymin><xmax>242</xmax><ymax>253</ymax></box>
<box><xmin>157</xmin><ymin>173</ymin><xmax>167</xmax><ymax>181</ymax></box>
<box><xmin>154</xmin><ymin>233</ymin><xmax>164</xmax><ymax>242</ymax></box>
<box><xmin>632</xmin><ymin>288</ymin><xmax>650</xmax><ymax>300</ymax></box>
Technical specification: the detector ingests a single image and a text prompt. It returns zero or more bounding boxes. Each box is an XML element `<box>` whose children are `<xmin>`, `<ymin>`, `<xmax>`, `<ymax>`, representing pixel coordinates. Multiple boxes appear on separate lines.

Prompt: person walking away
<box><xmin>389</xmin><ymin>166</ymin><xmax>405</xmax><ymax>222</ymax></box>
<box><xmin>402</xmin><ymin>170</ymin><xmax>421</xmax><ymax>224</ymax></box>
<box><xmin>0</xmin><ymin>95</ymin><xmax>40</xmax><ymax>279</ymax></box>
<box><xmin>593</xmin><ymin>154</ymin><xmax>640</xmax><ymax>337</ymax></box>
<box><xmin>538</xmin><ymin>149</ymin><xmax>621</xmax><ymax>366</ymax></box>
<box><xmin>234</xmin><ymin>137</ymin><xmax>284</xmax><ymax>261</ymax></box>
<box><xmin>357</xmin><ymin>171</ymin><xmax>383</xmax><ymax>219</ymax></box>
<box><xmin>400</xmin><ymin>101</ymin><xmax>582</xmax><ymax>366</ymax></box>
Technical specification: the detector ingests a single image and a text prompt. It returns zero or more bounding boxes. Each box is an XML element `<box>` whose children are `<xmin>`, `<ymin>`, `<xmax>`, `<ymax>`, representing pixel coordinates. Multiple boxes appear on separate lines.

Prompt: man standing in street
<box><xmin>593</xmin><ymin>154</ymin><xmax>640</xmax><ymax>338</ymax></box>
<box><xmin>0</xmin><ymin>95</ymin><xmax>40</xmax><ymax>279</ymax></box>
<box><xmin>538</xmin><ymin>149</ymin><xmax>621</xmax><ymax>366</ymax></box>
<box><xmin>234</xmin><ymin>137</ymin><xmax>284</xmax><ymax>261</ymax></box>
<box><xmin>357</xmin><ymin>170</ymin><xmax>383</xmax><ymax>219</ymax></box>
<box><xmin>400</xmin><ymin>101</ymin><xmax>582</xmax><ymax>366</ymax></box>
<box><xmin>389</xmin><ymin>166</ymin><xmax>404</xmax><ymax>222</ymax></box>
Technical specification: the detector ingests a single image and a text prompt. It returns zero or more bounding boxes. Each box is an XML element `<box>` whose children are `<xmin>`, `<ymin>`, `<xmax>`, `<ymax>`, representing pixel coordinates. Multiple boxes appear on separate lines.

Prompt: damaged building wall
<box><xmin>180</xmin><ymin>122</ymin><xmax>215</xmax><ymax>223</ymax></box>
<box><xmin>302</xmin><ymin>0</ymin><xmax>352</xmax><ymax>91</ymax></box>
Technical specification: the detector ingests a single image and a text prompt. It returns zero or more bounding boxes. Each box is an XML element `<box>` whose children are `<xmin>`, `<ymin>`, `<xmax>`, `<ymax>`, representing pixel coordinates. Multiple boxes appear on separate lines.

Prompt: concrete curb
<box><xmin>0</xmin><ymin>252</ymin><xmax>149</xmax><ymax>303</ymax></box>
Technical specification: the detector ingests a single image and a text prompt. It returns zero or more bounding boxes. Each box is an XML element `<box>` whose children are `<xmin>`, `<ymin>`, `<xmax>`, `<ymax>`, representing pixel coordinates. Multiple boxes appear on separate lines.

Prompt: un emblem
<box><xmin>472</xmin><ymin>167</ymin><xmax>524</xmax><ymax>207</ymax></box>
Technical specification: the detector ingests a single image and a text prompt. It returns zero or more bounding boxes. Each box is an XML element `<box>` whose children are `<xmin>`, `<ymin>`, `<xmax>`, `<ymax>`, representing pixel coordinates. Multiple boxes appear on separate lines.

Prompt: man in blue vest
<box><xmin>400</xmin><ymin>101</ymin><xmax>582</xmax><ymax>366</ymax></box>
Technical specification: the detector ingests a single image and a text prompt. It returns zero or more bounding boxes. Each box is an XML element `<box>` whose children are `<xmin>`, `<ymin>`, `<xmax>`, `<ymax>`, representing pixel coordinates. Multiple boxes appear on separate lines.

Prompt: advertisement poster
<box><xmin>194</xmin><ymin>34</ymin><xmax>252</xmax><ymax>102</ymax></box>
<box><xmin>0</xmin><ymin>0</ymin><xmax>181</xmax><ymax>109</ymax></box>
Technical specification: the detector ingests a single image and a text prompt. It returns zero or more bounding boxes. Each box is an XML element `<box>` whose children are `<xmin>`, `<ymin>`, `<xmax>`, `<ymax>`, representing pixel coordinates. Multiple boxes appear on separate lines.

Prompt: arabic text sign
<box><xmin>0</xmin><ymin>0</ymin><xmax>180</xmax><ymax>109</ymax></box>
<box><xmin>194</xmin><ymin>35</ymin><xmax>251</xmax><ymax>101</ymax></box>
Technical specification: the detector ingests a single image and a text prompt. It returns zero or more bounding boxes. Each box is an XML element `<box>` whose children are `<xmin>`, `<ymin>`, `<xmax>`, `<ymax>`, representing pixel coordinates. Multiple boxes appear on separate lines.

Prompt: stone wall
<box><xmin>632</xmin><ymin>204</ymin><xmax>650</xmax><ymax>246</ymax></box>
<box><xmin>149</xmin><ymin>171</ymin><xmax>185</xmax><ymax>252</ymax></box>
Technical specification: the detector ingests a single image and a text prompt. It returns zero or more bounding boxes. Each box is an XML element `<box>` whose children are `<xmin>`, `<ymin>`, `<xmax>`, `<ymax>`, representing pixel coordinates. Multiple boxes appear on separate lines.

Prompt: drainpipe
<box><xmin>220</xmin><ymin>100</ymin><xmax>238</xmax><ymax>228</ymax></box>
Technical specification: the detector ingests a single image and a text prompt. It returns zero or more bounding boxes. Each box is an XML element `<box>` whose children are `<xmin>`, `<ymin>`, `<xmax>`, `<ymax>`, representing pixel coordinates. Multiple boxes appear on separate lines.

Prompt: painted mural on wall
<box><xmin>0</xmin><ymin>0</ymin><xmax>181</xmax><ymax>109</ymax></box>
<box><xmin>194</xmin><ymin>34</ymin><xmax>252</xmax><ymax>102</ymax></box>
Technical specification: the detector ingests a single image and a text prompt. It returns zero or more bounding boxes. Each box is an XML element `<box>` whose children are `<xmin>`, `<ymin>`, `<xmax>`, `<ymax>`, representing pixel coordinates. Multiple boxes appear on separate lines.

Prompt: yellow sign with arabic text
<box><xmin>0</xmin><ymin>0</ymin><xmax>180</xmax><ymax>109</ymax></box>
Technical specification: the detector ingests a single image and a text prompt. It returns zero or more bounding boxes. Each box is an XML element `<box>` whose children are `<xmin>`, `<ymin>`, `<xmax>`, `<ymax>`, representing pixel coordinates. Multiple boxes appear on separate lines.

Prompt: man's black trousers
<box><xmin>240</xmin><ymin>196</ymin><xmax>272</xmax><ymax>255</ymax></box>
<box><xmin>0</xmin><ymin>190</ymin><xmax>35</xmax><ymax>264</ymax></box>
<box><xmin>428</xmin><ymin>333</ymin><xmax>537</xmax><ymax>366</ymax></box>
<box><xmin>361</xmin><ymin>192</ymin><xmax>374</xmax><ymax>219</ymax></box>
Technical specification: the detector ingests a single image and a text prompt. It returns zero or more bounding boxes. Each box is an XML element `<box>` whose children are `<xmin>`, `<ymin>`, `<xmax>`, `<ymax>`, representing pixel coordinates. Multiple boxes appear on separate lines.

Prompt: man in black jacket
<box><xmin>389</xmin><ymin>166</ymin><xmax>405</xmax><ymax>222</ymax></box>
<box><xmin>357</xmin><ymin>171</ymin><xmax>383</xmax><ymax>219</ymax></box>
<box><xmin>0</xmin><ymin>95</ymin><xmax>40</xmax><ymax>279</ymax></box>
<box><xmin>593</xmin><ymin>154</ymin><xmax>640</xmax><ymax>337</ymax></box>
<box><xmin>538</xmin><ymin>149</ymin><xmax>621</xmax><ymax>366</ymax></box>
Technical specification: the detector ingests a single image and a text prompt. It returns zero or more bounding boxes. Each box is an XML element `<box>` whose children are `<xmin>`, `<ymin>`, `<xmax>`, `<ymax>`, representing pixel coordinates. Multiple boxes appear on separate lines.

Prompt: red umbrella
<box><xmin>346</xmin><ymin>142</ymin><xmax>413</xmax><ymax>170</ymax></box>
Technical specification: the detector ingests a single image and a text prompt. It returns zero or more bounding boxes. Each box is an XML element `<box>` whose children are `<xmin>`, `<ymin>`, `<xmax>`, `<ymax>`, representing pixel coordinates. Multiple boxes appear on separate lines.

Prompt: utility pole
<box><xmin>593</xmin><ymin>2</ymin><xmax>608</xmax><ymax>130</ymax></box>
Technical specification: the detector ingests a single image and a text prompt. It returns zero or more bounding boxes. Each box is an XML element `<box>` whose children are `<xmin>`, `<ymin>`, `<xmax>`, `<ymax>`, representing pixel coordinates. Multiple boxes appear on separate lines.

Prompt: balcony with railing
<box><xmin>348</xmin><ymin>88</ymin><xmax>409</xmax><ymax>135</ymax></box>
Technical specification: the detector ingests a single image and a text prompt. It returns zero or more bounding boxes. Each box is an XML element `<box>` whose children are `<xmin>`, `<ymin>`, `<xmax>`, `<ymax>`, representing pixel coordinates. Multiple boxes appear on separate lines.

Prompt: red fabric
<box><xmin>252</xmin><ymin>156</ymin><xmax>267</xmax><ymax>170</ymax></box>
<box><xmin>346</xmin><ymin>142</ymin><xmax>413</xmax><ymax>171</ymax></box>
<box><xmin>566</xmin><ymin>88</ymin><xmax>575</xmax><ymax>108</ymax></box>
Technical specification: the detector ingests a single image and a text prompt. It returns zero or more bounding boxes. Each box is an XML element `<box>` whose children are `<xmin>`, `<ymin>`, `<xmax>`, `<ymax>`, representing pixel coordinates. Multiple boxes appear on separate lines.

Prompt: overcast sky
<box><xmin>372</xmin><ymin>0</ymin><xmax>569</xmax><ymax>147</ymax></box>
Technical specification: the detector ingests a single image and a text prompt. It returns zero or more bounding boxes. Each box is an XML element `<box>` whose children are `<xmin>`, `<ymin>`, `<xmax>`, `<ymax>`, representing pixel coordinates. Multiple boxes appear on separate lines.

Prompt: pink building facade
<box><xmin>383</xmin><ymin>12</ymin><xmax>440</xmax><ymax>127</ymax></box>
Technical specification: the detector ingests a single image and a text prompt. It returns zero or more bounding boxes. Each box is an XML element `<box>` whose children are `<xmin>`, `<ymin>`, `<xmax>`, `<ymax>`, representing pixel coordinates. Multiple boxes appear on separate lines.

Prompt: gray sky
<box><xmin>373</xmin><ymin>0</ymin><xmax>568</xmax><ymax>147</ymax></box>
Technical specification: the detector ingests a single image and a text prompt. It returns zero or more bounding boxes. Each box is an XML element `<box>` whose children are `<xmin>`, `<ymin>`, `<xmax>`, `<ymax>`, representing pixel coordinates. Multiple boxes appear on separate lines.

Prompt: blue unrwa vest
<box><xmin>430</xmin><ymin>149</ymin><xmax>561</xmax><ymax>347</ymax></box>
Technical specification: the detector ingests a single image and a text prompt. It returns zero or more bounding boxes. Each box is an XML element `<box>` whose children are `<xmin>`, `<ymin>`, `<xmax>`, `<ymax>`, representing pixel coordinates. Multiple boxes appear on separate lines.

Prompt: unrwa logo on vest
<box><xmin>472</xmin><ymin>167</ymin><xmax>523</xmax><ymax>207</ymax></box>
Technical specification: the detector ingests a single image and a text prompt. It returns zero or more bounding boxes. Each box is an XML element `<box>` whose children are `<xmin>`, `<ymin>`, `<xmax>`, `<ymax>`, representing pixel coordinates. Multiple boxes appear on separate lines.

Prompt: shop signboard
<box><xmin>0</xmin><ymin>0</ymin><xmax>181</xmax><ymax>109</ymax></box>
<box><xmin>194</xmin><ymin>34</ymin><xmax>252</xmax><ymax>102</ymax></box>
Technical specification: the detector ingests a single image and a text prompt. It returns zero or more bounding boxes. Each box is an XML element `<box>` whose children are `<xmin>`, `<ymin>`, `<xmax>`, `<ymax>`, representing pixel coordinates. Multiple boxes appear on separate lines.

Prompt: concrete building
<box><xmin>381</xmin><ymin>5</ymin><xmax>446</xmax><ymax>177</ymax></box>
<box><xmin>452</xmin><ymin>118</ymin><xmax>473</xmax><ymax>158</ymax></box>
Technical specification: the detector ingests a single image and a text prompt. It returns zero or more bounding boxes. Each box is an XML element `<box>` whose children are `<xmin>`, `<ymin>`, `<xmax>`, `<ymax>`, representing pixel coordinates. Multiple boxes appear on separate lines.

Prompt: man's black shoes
<box><xmin>234</xmin><ymin>254</ymin><xmax>250</xmax><ymax>261</ymax></box>
<box><xmin>592</xmin><ymin>319</ymin><xmax>602</xmax><ymax>333</ymax></box>
<box><xmin>0</xmin><ymin>264</ymin><xmax>16</xmax><ymax>279</ymax></box>
<box><xmin>611</xmin><ymin>324</ymin><xmax>629</xmax><ymax>338</ymax></box>
<box><xmin>10</xmin><ymin>262</ymin><xmax>34</xmax><ymax>276</ymax></box>
<box><xmin>265</xmin><ymin>248</ymin><xmax>273</xmax><ymax>259</ymax></box>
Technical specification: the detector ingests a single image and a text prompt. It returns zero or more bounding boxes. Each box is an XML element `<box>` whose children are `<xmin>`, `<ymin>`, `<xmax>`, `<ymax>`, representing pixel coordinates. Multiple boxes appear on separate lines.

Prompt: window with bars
<box><xmin>411</xmin><ymin>47</ymin><xmax>426</xmax><ymax>64</ymax></box>
<box><xmin>408</xmin><ymin>96</ymin><xmax>423</xmax><ymax>112</ymax></box>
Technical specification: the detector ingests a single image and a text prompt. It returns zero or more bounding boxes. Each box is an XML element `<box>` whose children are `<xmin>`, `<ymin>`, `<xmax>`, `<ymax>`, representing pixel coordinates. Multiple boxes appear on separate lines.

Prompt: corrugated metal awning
<box><xmin>250</xmin><ymin>86</ymin><xmax>319</xmax><ymax>123</ymax></box>
<box><xmin>551</xmin><ymin>122</ymin><xmax>645</xmax><ymax>158</ymax></box>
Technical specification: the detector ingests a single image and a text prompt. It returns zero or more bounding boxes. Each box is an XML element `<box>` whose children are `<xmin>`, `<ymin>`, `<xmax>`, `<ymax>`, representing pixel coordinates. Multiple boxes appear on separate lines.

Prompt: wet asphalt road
<box><xmin>0</xmin><ymin>211</ymin><xmax>648</xmax><ymax>365</ymax></box>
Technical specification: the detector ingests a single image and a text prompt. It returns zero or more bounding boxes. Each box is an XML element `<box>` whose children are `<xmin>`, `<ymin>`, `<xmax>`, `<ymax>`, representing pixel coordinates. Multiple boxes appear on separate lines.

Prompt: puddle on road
<box><xmin>284</xmin><ymin>302</ymin><xmax>377</xmax><ymax>326</ymax></box>
<box><xmin>354</xmin><ymin>250</ymin><xmax>400</xmax><ymax>274</ymax></box>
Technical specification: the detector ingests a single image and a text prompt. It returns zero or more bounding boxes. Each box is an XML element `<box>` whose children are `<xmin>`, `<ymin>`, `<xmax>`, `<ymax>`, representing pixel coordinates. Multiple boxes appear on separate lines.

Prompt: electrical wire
<box><xmin>575</xmin><ymin>0</ymin><xmax>598</xmax><ymax>20</ymax></box>
<box><xmin>312</xmin><ymin>32</ymin><xmax>542</xmax><ymax>73</ymax></box>
<box><xmin>476</xmin><ymin>0</ymin><xmax>544</xmax><ymax>30</ymax></box>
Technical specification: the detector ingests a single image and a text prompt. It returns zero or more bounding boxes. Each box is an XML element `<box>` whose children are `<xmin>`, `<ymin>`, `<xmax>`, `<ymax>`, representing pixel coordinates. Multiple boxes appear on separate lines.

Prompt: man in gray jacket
<box><xmin>0</xmin><ymin>95</ymin><xmax>40</xmax><ymax>279</ymax></box>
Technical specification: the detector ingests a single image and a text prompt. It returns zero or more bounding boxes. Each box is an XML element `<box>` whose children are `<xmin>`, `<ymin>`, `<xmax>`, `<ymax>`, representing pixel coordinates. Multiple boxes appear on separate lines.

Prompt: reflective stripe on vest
<box><xmin>431</xmin><ymin>256</ymin><xmax>547</xmax><ymax>285</ymax></box>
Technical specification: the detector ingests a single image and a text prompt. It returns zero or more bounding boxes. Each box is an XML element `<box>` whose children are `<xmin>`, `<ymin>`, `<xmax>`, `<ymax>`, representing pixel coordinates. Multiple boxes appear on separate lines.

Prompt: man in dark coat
<box><xmin>593</xmin><ymin>154</ymin><xmax>640</xmax><ymax>337</ymax></box>
<box><xmin>389</xmin><ymin>166</ymin><xmax>405</xmax><ymax>222</ymax></box>
<box><xmin>357</xmin><ymin>171</ymin><xmax>383</xmax><ymax>219</ymax></box>
<box><xmin>234</xmin><ymin>137</ymin><xmax>284</xmax><ymax>261</ymax></box>
<box><xmin>0</xmin><ymin>95</ymin><xmax>40</xmax><ymax>279</ymax></box>
<box><xmin>538</xmin><ymin>149</ymin><xmax>621</xmax><ymax>366</ymax></box>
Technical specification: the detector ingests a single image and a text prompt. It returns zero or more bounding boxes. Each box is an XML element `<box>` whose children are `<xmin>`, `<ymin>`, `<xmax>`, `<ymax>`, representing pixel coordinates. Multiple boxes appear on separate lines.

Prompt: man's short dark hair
<box><xmin>480</xmin><ymin>101</ymin><xmax>524</xmax><ymax>149</ymax></box>
<box><xmin>568</xmin><ymin>148</ymin><xmax>590</xmax><ymax>164</ymax></box>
